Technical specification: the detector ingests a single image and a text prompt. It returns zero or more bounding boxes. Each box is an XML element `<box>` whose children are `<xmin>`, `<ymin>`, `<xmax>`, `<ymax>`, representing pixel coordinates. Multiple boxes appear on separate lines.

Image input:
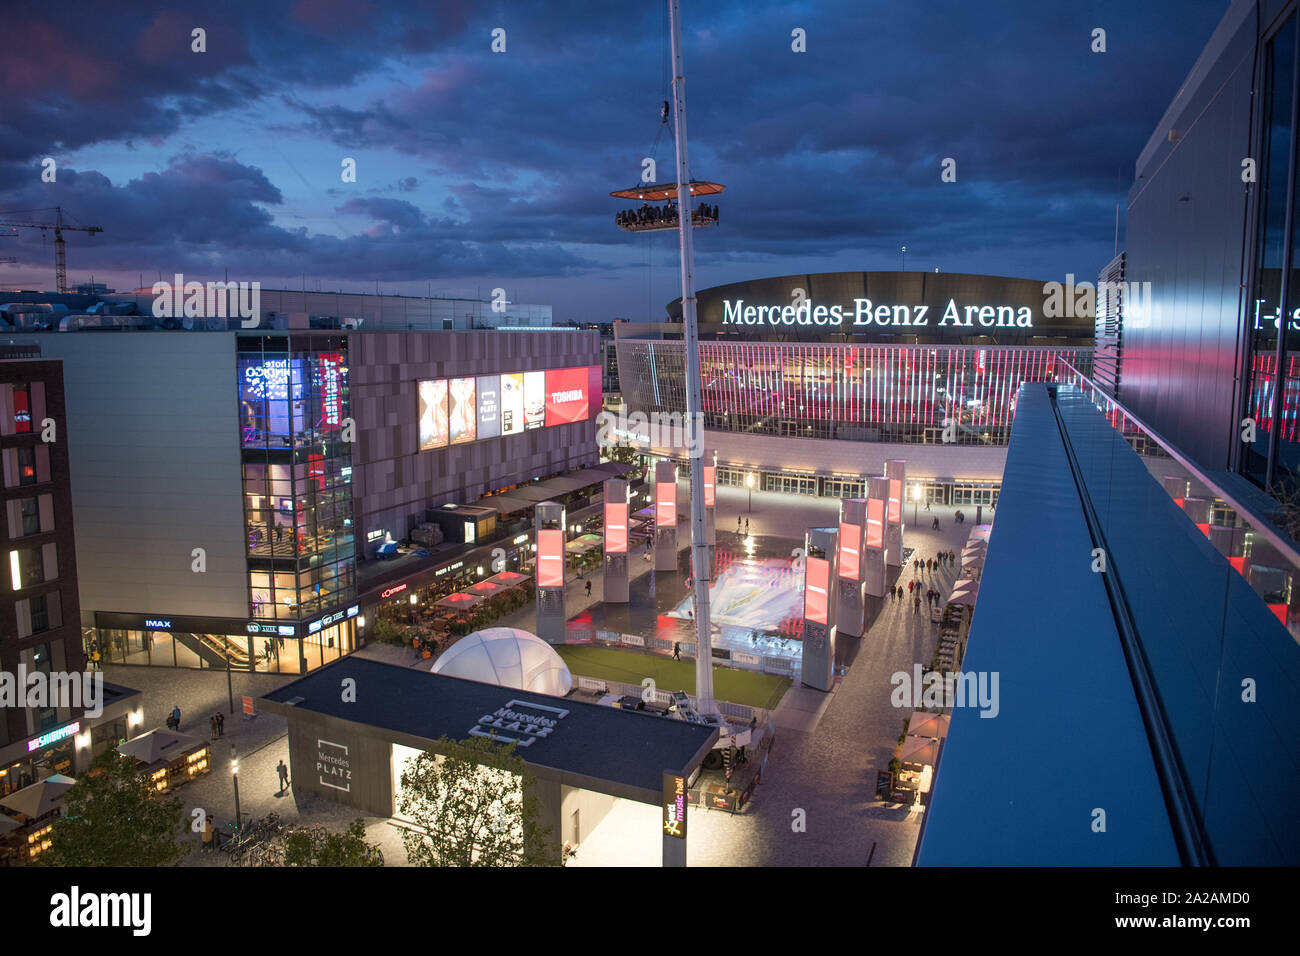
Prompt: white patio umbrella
<box><xmin>908</xmin><ymin>710</ymin><xmax>951</xmax><ymax>739</ymax></box>
<box><xmin>948</xmin><ymin>588</ymin><xmax>978</xmax><ymax>607</ymax></box>
<box><xmin>0</xmin><ymin>774</ymin><xmax>76</xmax><ymax>819</ymax></box>
<box><xmin>900</xmin><ymin>735</ymin><xmax>940</xmax><ymax>766</ymax></box>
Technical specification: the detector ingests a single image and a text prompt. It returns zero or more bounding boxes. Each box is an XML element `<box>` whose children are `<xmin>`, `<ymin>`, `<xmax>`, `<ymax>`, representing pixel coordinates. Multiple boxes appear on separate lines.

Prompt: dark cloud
<box><xmin>0</xmin><ymin>0</ymin><xmax>1230</xmax><ymax>316</ymax></box>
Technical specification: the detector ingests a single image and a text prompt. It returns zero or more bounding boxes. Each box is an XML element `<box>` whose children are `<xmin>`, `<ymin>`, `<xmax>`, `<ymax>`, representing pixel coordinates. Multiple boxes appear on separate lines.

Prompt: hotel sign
<box><xmin>722</xmin><ymin>298</ymin><xmax>1034</xmax><ymax>330</ymax></box>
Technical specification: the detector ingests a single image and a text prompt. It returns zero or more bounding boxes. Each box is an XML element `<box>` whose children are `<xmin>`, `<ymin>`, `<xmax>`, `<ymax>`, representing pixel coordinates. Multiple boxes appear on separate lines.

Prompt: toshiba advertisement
<box><xmin>544</xmin><ymin>367</ymin><xmax>589</xmax><ymax>426</ymax></box>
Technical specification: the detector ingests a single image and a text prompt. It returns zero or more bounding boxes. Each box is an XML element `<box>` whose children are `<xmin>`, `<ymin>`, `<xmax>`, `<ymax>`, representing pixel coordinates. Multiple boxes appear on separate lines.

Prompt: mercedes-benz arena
<box><xmin>613</xmin><ymin>271</ymin><xmax>1095</xmax><ymax>505</ymax></box>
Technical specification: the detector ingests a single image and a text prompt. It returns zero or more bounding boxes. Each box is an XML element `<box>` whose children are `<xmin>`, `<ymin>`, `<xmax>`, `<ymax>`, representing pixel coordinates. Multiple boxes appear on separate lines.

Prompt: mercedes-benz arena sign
<box><xmin>667</xmin><ymin>271</ymin><xmax>1094</xmax><ymax>343</ymax></box>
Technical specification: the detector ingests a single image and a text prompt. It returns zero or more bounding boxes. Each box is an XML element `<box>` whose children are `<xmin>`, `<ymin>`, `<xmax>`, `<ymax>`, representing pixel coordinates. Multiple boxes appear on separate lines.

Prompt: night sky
<box><xmin>0</xmin><ymin>0</ymin><xmax>1228</xmax><ymax>322</ymax></box>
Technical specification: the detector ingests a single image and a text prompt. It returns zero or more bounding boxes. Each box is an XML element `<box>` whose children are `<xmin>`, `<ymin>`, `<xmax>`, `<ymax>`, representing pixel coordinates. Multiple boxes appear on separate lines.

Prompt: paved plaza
<box><xmin>105</xmin><ymin>484</ymin><xmax>987</xmax><ymax>866</ymax></box>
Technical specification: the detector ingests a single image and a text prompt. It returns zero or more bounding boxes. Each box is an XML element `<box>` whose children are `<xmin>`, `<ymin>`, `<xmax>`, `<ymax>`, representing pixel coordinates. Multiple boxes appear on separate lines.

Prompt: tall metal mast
<box><xmin>667</xmin><ymin>0</ymin><xmax>716</xmax><ymax>718</ymax></box>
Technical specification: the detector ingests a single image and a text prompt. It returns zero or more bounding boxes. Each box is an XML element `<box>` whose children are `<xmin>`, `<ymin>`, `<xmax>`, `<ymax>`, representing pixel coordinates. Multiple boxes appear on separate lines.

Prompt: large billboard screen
<box><xmin>604</xmin><ymin>501</ymin><xmax>628</xmax><ymax>554</ymax></box>
<box><xmin>804</xmin><ymin>557</ymin><xmax>830</xmax><ymax>625</ymax></box>
<box><xmin>523</xmin><ymin>371</ymin><xmax>545</xmax><ymax>429</ymax></box>
<box><xmin>449</xmin><ymin>377</ymin><xmax>477</xmax><ymax>445</ymax></box>
<box><xmin>656</xmin><ymin>478</ymin><xmax>677</xmax><ymax>527</ymax></box>
<box><xmin>704</xmin><ymin>465</ymin><xmax>716</xmax><ymax>508</ymax></box>
<box><xmin>476</xmin><ymin>375</ymin><xmax>501</xmax><ymax>440</ymax></box>
<box><xmin>888</xmin><ymin>478</ymin><xmax>902</xmax><ymax>524</ymax></box>
<box><xmin>418</xmin><ymin>379</ymin><xmax>448</xmax><ymax>450</ymax></box>
<box><xmin>544</xmin><ymin>367</ymin><xmax>589</xmax><ymax>426</ymax></box>
<box><xmin>838</xmin><ymin>522</ymin><xmax>860</xmax><ymax>581</ymax></box>
<box><xmin>500</xmin><ymin>373</ymin><xmax>525</xmax><ymax>436</ymax></box>
<box><xmin>866</xmin><ymin>498</ymin><xmax>885</xmax><ymax>549</ymax></box>
<box><xmin>537</xmin><ymin>529</ymin><xmax>564</xmax><ymax>588</ymax></box>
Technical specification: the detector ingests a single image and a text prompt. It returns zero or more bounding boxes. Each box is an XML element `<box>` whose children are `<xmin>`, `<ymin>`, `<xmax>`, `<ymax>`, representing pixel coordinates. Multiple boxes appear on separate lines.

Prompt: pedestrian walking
<box><xmin>672</xmin><ymin>641</ymin><xmax>681</xmax><ymax>661</ymax></box>
<box><xmin>745</xmin><ymin>518</ymin><xmax>750</xmax><ymax>533</ymax></box>
<box><xmin>932</xmin><ymin>516</ymin><xmax>940</xmax><ymax>530</ymax></box>
<box><xmin>737</xmin><ymin>515</ymin><xmax>742</xmax><ymax>531</ymax></box>
<box><xmin>209</xmin><ymin>716</ymin><xmax>217</xmax><ymax>740</ymax></box>
<box><xmin>585</xmin><ymin>580</ymin><xmax>592</xmax><ymax>596</ymax></box>
<box><xmin>277</xmin><ymin>760</ymin><xmax>290</xmax><ymax>795</ymax></box>
<box><xmin>169</xmin><ymin>706</ymin><xmax>181</xmax><ymax>732</ymax></box>
<box><xmin>926</xmin><ymin>558</ymin><xmax>933</xmax><ymax>573</ymax></box>
<box><xmin>913</xmin><ymin>594</ymin><xmax>921</xmax><ymax>613</ymax></box>
<box><xmin>201</xmin><ymin>817</ymin><xmax>215</xmax><ymax>852</ymax></box>
<box><xmin>948</xmin><ymin>549</ymin><xmax>955</xmax><ymax>564</ymax></box>
<box><xmin>907</xmin><ymin>579</ymin><xmax>914</xmax><ymax>593</ymax></box>
<box><xmin>216</xmin><ymin>712</ymin><xmax>225</xmax><ymax>737</ymax></box>
<box><xmin>924</xmin><ymin>498</ymin><xmax>931</xmax><ymax>511</ymax></box>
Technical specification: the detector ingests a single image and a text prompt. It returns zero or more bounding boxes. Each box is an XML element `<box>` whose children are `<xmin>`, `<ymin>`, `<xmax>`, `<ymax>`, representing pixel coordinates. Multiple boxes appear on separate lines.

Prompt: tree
<box><xmin>397</xmin><ymin>735</ymin><xmax>557</xmax><ymax>867</ymax></box>
<box><xmin>280</xmin><ymin>818</ymin><xmax>383</xmax><ymax>867</ymax></box>
<box><xmin>39</xmin><ymin>748</ymin><xmax>189</xmax><ymax>867</ymax></box>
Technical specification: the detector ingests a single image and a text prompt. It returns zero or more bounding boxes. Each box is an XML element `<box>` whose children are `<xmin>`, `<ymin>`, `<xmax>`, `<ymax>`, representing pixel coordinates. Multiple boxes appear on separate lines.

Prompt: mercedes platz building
<box><xmin>614</xmin><ymin>270</ymin><xmax>1095</xmax><ymax>506</ymax></box>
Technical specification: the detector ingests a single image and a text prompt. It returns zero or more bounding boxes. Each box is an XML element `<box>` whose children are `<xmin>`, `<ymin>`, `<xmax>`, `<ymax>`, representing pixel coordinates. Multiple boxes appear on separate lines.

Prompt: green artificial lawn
<box><xmin>555</xmin><ymin>645</ymin><xmax>791</xmax><ymax>710</ymax></box>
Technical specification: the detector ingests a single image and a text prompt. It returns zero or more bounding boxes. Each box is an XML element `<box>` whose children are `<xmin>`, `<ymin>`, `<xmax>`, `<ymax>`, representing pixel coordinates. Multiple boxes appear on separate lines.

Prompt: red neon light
<box><xmin>704</xmin><ymin>465</ymin><xmax>716</xmax><ymax>508</ymax></box>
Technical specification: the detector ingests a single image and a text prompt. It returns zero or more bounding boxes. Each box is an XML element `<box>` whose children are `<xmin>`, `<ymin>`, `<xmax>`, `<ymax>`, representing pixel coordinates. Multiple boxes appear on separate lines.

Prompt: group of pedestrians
<box><xmin>887</xmin><ymin>549</ymin><xmax>958</xmax><ymax>612</ymax></box>
<box><xmin>208</xmin><ymin>711</ymin><xmax>226</xmax><ymax>739</ymax></box>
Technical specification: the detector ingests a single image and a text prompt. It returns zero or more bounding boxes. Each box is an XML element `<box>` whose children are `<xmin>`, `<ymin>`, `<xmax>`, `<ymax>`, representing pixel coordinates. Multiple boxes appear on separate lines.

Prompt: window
<box><xmin>10</xmin><ymin>546</ymin><xmax>44</xmax><ymax>590</ymax></box>
<box><xmin>19</xmin><ymin>496</ymin><xmax>40</xmax><ymax>536</ymax></box>
<box><xmin>17</xmin><ymin>445</ymin><xmax>36</xmax><ymax>486</ymax></box>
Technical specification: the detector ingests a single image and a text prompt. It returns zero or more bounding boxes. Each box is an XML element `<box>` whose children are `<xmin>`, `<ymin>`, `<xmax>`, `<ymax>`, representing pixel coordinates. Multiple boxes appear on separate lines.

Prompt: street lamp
<box><xmin>409</xmin><ymin>592</ymin><xmax>418</xmax><ymax>625</ymax></box>
<box><xmin>912</xmin><ymin>483</ymin><xmax>923</xmax><ymax>523</ymax></box>
<box><xmin>746</xmin><ymin>472</ymin><xmax>755</xmax><ymax>513</ymax></box>
<box><xmin>231</xmin><ymin>747</ymin><xmax>242</xmax><ymax>835</ymax></box>
<box><xmin>901</xmin><ymin>244</ymin><xmax>907</xmax><ymax>272</ymax></box>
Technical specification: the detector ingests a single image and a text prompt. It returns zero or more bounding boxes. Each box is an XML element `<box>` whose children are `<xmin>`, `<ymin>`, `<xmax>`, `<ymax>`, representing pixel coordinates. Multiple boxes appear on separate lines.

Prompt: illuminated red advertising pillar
<box><xmin>701</xmin><ymin>450</ymin><xmax>717</xmax><ymax>548</ymax></box>
<box><xmin>835</xmin><ymin>499</ymin><xmax>867</xmax><ymax>638</ymax></box>
<box><xmin>885</xmin><ymin>460</ymin><xmax>906</xmax><ymax>567</ymax></box>
<box><xmin>603</xmin><ymin>479</ymin><xmax>630</xmax><ymax>603</ymax></box>
<box><xmin>863</xmin><ymin>476</ymin><xmax>889</xmax><ymax>599</ymax></box>
<box><xmin>535</xmin><ymin>501</ymin><xmax>567</xmax><ymax>643</ymax></box>
<box><xmin>654</xmin><ymin>460</ymin><xmax>679</xmax><ymax>572</ymax></box>
<box><xmin>801</xmin><ymin>526</ymin><xmax>838</xmax><ymax>692</ymax></box>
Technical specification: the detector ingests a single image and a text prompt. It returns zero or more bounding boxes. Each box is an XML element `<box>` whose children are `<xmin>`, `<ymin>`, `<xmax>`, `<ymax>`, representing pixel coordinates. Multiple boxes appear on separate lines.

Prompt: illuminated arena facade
<box><xmin>613</xmin><ymin>271</ymin><xmax>1096</xmax><ymax>503</ymax></box>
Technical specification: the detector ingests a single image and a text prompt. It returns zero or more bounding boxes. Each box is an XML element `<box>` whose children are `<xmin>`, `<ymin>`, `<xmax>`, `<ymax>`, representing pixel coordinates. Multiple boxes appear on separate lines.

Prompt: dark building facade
<box><xmin>1122</xmin><ymin>0</ymin><xmax>1300</xmax><ymax>494</ymax></box>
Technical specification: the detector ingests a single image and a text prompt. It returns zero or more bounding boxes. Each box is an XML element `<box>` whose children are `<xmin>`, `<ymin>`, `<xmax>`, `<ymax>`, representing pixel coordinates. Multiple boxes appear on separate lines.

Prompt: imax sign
<box><xmin>722</xmin><ymin>298</ymin><xmax>1033</xmax><ymax>330</ymax></box>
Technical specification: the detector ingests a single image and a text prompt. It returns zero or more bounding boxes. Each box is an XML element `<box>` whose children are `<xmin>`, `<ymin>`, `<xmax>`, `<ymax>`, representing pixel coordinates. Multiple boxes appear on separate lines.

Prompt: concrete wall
<box><xmin>561</xmin><ymin>784</ymin><xmax>616</xmax><ymax>846</ymax></box>
<box><xmin>35</xmin><ymin>335</ymin><xmax>248</xmax><ymax>620</ymax></box>
<box><xmin>349</xmin><ymin>331</ymin><xmax>601</xmax><ymax>551</ymax></box>
<box><xmin>285</xmin><ymin>710</ymin><xmax>395</xmax><ymax>817</ymax></box>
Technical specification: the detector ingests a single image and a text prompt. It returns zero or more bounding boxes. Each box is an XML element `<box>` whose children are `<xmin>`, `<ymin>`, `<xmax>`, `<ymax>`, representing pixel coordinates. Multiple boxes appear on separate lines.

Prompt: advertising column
<box><xmin>603</xmin><ymin>479</ymin><xmax>630</xmax><ymax>604</ymax></box>
<box><xmin>801</xmin><ymin>527</ymin><xmax>838</xmax><ymax>692</ymax></box>
<box><xmin>535</xmin><ymin>502</ymin><xmax>567</xmax><ymax>644</ymax></box>
<box><xmin>836</xmin><ymin>499</ymin><xmax>867</xmax><ymax>639</ymax></box>
<box><xmin>654</xmin><ymin>460</ymin><xmax>679</xmax><ymax>573</ymax></box>
<box><xmin>864</xmin><ymin>476</ymin><xmax>889</xmax><ymax>599</ymax></box>
<box><xmin>702</xmin><ymin>451</ymin><xmax>717</xmax><ymax>547</ymax></box>
<box><xmin>885</xmin><ymin>460</ymin><xmax>907</xmax><ymax>566</ymax></box>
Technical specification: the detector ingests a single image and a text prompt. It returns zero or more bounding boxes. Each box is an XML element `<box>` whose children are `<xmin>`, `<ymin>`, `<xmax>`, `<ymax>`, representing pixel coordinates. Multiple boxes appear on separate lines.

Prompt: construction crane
<box><xmin>0</xmin><ymin>206</ymin><xmax>103</xmax><ymax>293</ymax></box>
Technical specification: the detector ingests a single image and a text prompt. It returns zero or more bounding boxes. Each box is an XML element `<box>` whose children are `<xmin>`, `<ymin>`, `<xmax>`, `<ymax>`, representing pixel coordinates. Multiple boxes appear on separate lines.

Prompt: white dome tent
<box><xmin>431</xmin><ymin>627</ymin><xmax>573</xmax><ymax>697</ymax></box>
